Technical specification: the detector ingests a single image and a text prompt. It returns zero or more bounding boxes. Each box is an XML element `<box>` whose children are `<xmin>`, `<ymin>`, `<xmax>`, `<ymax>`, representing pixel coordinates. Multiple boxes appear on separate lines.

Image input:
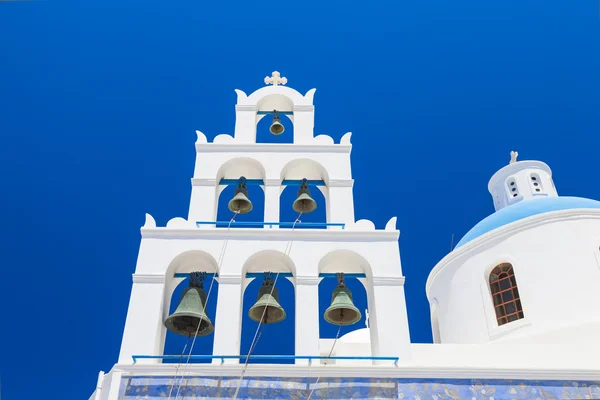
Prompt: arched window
<box><xmin>489</xmin><ymin>263</ymin><xmax>524</xmax><ymax>326</ymax></box>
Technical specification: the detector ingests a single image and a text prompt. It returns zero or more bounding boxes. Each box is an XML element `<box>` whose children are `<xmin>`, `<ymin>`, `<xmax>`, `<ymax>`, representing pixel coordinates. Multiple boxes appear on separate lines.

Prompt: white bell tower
<box><xmin>114</xmin><ymin>71</ymin><xmax>410</xmax><ymax>378</ymax></box>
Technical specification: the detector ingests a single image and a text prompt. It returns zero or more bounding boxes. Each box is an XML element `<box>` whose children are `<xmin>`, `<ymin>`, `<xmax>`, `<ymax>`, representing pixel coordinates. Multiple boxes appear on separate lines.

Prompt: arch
<box><xmin>163</xmin><ymin>276</ymin><xmax>219</xmax><ymax>363</ymax></box>
<box><xmin>280</xmin><ymin>158</ymin><xmax>330</xmax><ymax>185</ymax></box>
<box><xmin>318</xmin><ymin>250</ymin><xmax>374</xmax><ymax>278</ymax></box>
<box><xmin>489</xmin><ymin>263</ymin><xmax>524</xmax><ymax>326</ymax></box>
<box><xmin>162</xmin><ymin>250</ymin><xmax>221</xmax><ymax>362</ymax></box>
<box><xmin>239</xmin><ymin>250</ymin><xmax>297</xmax><ymax>364</ymax></box>
<box><xmin>215</xmin><ymin>157</ymin><xmax>267</xmax><ymax>225</ymax></box>
<box><xmin>318</xmin><ymin>250</ymin><xmax>373</xmax><ymax>343</ymax></box>
<box><xmin>216</xmin><ymin>157</ymin><xmax>266</xmax><ymax>183</ymax></box>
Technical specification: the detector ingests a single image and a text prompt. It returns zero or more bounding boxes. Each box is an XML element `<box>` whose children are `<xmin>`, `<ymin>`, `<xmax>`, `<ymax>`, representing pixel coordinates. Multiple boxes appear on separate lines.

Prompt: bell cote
<box><xmin>233</xmin><ymin>71</ymin><xmax>316</xmax><ymax>144</ymax></box>
<box><xmin>488</xmin><ymin>151</ymin><xmax>558</xmax><ymax>212</ymax></box>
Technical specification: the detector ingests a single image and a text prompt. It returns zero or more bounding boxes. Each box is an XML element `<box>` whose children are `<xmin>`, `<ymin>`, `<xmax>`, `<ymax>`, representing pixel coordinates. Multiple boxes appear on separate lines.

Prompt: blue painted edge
<box><xmin>219</xmin><ymin>178</ymin><xmax>326</xmax><ymax>186</ymax></box>
<box><xmin>195</xmin><ymin>221</ymin><xmax>345</xmax><ymax>229</ymax></box>
<box><xmin>174</xmin><ymin>272</ymin><xmax>366</xmax><ymax>279</ymax></box>
<box><xmin>132</xmin><ymin>354</ymin><xmax>398</xmax><ymax>363</ymax></box>
<box><xmin>256</xmin><ymin>111</ymin><xmax>293</xmax><ymax>115</ymax></box>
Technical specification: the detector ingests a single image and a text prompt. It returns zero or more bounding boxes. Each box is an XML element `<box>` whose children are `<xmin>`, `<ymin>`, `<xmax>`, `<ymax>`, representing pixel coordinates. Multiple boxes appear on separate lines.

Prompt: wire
<box><xmin>305</xmin><ymin>321</ymin><xmax>343</xmax><ymax>400</ymax></box>
<box><xmin>231</xmin><ymin>211</ymin><xmax>304</xmax><ymax>399</ymax></box>
<box><xmin>168</xmin><ymin>212</ymin><xmax>239</xmax><ymax>400</ymax></box>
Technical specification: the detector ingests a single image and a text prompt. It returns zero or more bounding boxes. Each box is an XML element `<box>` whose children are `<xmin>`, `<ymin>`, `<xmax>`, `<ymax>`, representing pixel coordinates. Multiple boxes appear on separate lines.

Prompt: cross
<box><xmin>510</xmin><ymin>151</ymin><xmax>519</xmax><ymax>164</ymax></box>
<box><xmin>264</xmin><ymin>71</ymin><xmax>287</xmax><ymax>86</ymax></box>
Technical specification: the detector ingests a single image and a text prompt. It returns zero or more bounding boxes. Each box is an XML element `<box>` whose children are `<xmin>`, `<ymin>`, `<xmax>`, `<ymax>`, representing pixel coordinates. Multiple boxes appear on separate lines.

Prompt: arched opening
<box><xmin>279</xmin><ymin>184</ymin><xmax>326</xmax><ymax>229</ymax></box>
<box><xmin>163</xmin><ymin>274</ymin><xmax>219</xmax><ymax>364</ymax></box>
<box><xmin>489</xmin><ymin>263</ymin><xmax>524</xmax><ymax>326</ymax></box>
<box><xmin>318</xmin><ymin>276</ymin><xmax>368</xmax><ymax>339</ymax></box>
<box><xmin>256</xmin><ymin>111</ymin><xmax>294</xmax><ymax>144</ymax></box>
<box><xmin>215</xmin><ymin>157</ymin><xmax>266</xmax><ymax>228</ymax></box>
<box><xmin>239</xmin><ymin>250</ymin><xmax>296</xmax><ymax>364</ymax></box>
<box><xmin>239</xmin><ymin>275</ymin><xmax>295</xmax><ymax>364</ymax></box>
<box><xmin>318</xmin><ymin>250</ymin><xmax>374</xmax><ymax>358</ymax></box>
<box><xmin>216</xmin><ymin>184</ymin><xmax>265</xmax><ymax>227</ymax></box>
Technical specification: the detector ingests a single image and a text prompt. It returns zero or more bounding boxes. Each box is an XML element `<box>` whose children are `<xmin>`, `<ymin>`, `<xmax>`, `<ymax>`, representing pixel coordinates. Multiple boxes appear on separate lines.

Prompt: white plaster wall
<box><xmin>428</xmin><ymin>212</ymin><xmax>600</xmax><ymax>345</ymax></box>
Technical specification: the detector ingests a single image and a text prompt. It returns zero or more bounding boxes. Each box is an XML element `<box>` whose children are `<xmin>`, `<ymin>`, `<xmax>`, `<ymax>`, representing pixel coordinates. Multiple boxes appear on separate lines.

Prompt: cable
<box><xmin>305</xmin><ymin>320</ymin><xmax>344</xmax><ymax>400</ymax></box>
<box><xmin>231</xmin><ymin>211</ymin><xmax>304</xmax><ymax>399</ymax></box>
<box><xmin>168</xmin><ymin>212</ymin><xmax>239</xmax><ymax>400</ymax></box>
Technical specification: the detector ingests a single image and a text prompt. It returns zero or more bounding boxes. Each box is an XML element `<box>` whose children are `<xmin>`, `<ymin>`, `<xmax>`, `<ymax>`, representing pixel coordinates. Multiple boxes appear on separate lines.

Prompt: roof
<box><xmin>455</xmin><ymin>196</ymin><xmax>600</xmax><ymax>248</ymax></box>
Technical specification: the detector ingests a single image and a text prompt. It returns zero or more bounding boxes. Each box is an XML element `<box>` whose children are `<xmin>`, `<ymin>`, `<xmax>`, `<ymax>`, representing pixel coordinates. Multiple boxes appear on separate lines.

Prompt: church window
<box><xmin>530</xmin><ymin>173</ymin><xmax>544</xmax><ymax>194</ymax></box>
<box><xmin>506</xmin><ymin>178</ymin><xmax>519</xmax><ymax>198</ymax></box>
<box><xmin>489</xmin><ymin>263</ymin><xmax>523</xmax><ymax>326</ymax></box>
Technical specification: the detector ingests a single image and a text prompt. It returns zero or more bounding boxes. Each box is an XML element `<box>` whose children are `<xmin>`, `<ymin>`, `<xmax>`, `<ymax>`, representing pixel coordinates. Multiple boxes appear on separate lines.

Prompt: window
<box><xmin>489</xmin><ymin>263</ymin><xmax>524</xmax><ymax>326</ymax></box>
<box><xmin>506</xmin><ymin>178</ymin><xmax>519</xmax><ymax>199</ymax></box>
<box><xmin>530</xmin><ymin>173</ymin><xmax>544</xmax><ymax>194</ymax></box>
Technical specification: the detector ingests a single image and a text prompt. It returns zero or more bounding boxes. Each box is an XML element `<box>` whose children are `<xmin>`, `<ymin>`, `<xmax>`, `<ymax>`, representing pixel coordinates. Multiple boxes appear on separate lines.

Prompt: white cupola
<box><xmin>488</xmin><ymin>151</ymin><xmax>558</xmax><ymax>211</ymax></box>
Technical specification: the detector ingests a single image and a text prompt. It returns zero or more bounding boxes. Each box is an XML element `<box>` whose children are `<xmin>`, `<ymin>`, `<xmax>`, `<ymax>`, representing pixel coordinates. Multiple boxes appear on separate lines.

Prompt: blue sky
<box><xmin>1</xmin><ymin>0</ymin><xmax>599</xmax><ymax>398</ymax></box>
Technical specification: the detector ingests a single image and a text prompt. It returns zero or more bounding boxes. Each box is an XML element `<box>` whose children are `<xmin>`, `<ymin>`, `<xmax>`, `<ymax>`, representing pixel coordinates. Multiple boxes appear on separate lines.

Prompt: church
<box><xmin>89</xmin><ymin>72</ymin><xmax>600</xmax><ymax>399</ymax></box>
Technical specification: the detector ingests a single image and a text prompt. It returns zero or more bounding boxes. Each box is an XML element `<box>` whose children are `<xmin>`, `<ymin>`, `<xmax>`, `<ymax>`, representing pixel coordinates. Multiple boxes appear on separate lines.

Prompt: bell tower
<box><xmin>109</xmin><ymin>72</ymin><xmax>410</xmax><ymax>398</ymax></box>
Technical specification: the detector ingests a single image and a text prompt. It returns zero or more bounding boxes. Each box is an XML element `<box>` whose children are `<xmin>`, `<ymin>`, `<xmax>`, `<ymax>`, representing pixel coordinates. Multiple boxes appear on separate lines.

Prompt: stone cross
<box><xmin>510</xmin><ymin>151</ymin><xmax>519</xmax><ymax>164</ymax></box>
<box><xmin>264</xmin><ymin>71</ymin><xmax>287</xmax><ymax>86</ymax></box>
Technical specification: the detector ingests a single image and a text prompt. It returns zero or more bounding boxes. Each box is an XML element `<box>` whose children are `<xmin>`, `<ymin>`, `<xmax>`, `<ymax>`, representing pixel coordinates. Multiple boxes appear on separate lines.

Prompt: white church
<box><xmin>89</xmin><ymin>72</ymin><xmax>600</xmax><ymax>399</ymax></box>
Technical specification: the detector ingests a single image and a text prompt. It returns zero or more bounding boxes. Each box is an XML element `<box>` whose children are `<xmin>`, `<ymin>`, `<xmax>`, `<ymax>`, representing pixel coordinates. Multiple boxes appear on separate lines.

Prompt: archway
<box><xmin>239</xmin><ymin>251</ymin><xmax>296</xmax><ymax>364</ymax></box>
<box><xmin>163</xmin><ymin>275</ymin><xmax>219</xmax><ymax>363</ymax></box>
<box><xmin>215</xmin><ymin>157</ymin><xmax>266</xmax><ymax>228</ymax></box>
<box><xmin>256</xmin><ymin>111</ymin><xmax>294</xmax><ymax>144</ymax></box>
<box><xmin>279</xmin><ymin>184</ymin><xmax>326</xmax><ymax>229</ymax></box>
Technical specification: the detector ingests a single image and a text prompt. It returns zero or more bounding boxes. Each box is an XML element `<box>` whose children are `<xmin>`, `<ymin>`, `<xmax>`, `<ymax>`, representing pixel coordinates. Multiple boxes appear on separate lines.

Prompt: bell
<box><xmin>248</xmin><ymin>275</ymin><xmax>286</xmax><ymax>324</ymax></box>
<box><xmin>228</xmin><ymin>176</ymin><xmax>253</xmax><ymax>214</ymax></box>
<box><xmin>292</xmin><ymin>178</ymin><xmax>317</xmax><ymax>214</ymax></box>
<box><xmin>323</xmin><ymin>273</ymin><xmax>362</xmax><ymax>326</ymax></box>
<box><xmin>164</xmin><ymin>273</ymin><xmax>215</xmax><ymax>337</ymax></box>
<box><xmin>269</xmin><ymin>110</ymin><xmax>285</xmax><ymax>135</ymax></box>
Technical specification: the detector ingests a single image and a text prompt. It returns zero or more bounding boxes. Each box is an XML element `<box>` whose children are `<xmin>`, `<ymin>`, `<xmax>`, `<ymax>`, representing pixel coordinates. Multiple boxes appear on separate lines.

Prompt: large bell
<box><xmin>228</xmin><ymin>176</ymin><xmax>253</xmax><ymax>214</ymax></box>
<box><xmin>269</xmin><ymin>110</ymin><xmax>285</xmax><ymax>135</ymax></box>
<box><xmin>248</xmin><ymin>275</ymin><xmax>286</xmax><ymax>324</ymax></box>
<box><xmin>164</xmin><ymin>273</ymin><xmax>215</xmax><ymax>337</ymax></box>
<box><xmin>292</xmin><ymin>178</ymin><xmax>317</xmax><ymax>214</ymax></box>
<box><xmin>323</xmin><ymin>273</ymin><xmax>362</xmax><ymax>326</ymax></box>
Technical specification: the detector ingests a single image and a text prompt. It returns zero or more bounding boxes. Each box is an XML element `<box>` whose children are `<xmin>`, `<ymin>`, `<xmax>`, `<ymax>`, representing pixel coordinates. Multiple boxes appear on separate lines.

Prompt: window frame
<box><xmin>481</xmin><ymin>257</ymin><xmax>530</xmax><ymax>340</ymax></box>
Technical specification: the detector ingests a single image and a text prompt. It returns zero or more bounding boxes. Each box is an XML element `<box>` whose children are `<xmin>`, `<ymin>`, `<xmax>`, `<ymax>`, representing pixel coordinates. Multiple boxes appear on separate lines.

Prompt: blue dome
<box><xmin>455</xmin><ymin>196</ymin><xmax>600</xmax><ymax>248</ymax></box>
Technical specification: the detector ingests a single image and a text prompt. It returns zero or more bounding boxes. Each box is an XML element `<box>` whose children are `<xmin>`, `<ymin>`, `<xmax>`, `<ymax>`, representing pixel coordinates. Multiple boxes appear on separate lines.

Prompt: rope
<box><xmin>305</xmin><ymin>320</ymin><xmax>344</xmax><ymax>400</ymax></box>
<box><xmin>231</xmin><ymin>211</ymin><xmax>304</xmax><ymax>399</ymax></box>
<box><xmin>165</xmin><ymin>335</ymin><xmax>191</xmax><ymax>399</ymax></box>
<box><xmin>168</xmin><ymin>212</ymin><xmax>239</xmax><ymax>400</ymax></box>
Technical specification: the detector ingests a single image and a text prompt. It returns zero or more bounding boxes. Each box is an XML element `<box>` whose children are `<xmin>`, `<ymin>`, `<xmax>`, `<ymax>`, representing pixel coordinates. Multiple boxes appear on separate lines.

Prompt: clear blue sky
<box><xmin>1</xmin><ymin>1</ymin><xmax>599</xmax><ymax>398</ymax></box>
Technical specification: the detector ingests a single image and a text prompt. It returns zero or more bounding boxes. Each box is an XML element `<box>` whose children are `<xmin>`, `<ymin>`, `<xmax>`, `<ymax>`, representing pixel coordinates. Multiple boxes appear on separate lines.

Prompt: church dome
<box><xmin>455</xmin><ymin>196</ymin><xmax>600</xmax><ymax>248</ymax></box>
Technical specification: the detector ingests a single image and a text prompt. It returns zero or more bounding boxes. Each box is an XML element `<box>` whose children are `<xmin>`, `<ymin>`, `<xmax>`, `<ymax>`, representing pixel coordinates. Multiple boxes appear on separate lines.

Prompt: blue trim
<box><xmin>132</xmin><ymin>354</ymin><xmax>398</xmax><ymax>365</ymax></box>
<box><xmin>256</xmin><ymin>111</ymin><xmax>293</xmax><ymax>115</ymax></box>
<box><xmin>456</xmin><ymin>196</ymin><xmax>600</xmax><ymax>248</ymax></box>
<box><xmin>218</xmin><ymin>178</ymin><xmax>326</xmax><ymax>186</ymax></box>
<box><xmin>174</xmin><ymin>272</ymin><xmax>366</xmax><ymax>279</ymax></box>
<box><xmin>195</xmin><ymin>221</ymin><xmax>345</xmax><ymax>229</ymax></box>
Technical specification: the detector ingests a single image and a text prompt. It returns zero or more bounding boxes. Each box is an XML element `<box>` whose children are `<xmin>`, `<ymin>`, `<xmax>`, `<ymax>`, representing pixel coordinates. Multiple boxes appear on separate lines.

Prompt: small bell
<box><xmin>323</xmin><ymin>273</ymin><xmax>362</xmax><ymax>326</ymax></box>
<box><xmin>228</xmin><ymin>176</ymin><xmax>253</xmax><ymax>214</ymax></box>
<box><xmin>248</xmin><ymin>274</ymin><xmax>286</xmax><ymax>324</ymax></box>
<box><xmin>165</xmin><ymin>272</ymin><xmax>215</xmax><ymax>337</ymax></box>
<box><xmin>269</xmin><ymin>110</ymin><xmax>285</xmax><ymax>135</ymax></box>
<box><xmin>292</xmin><ymin>178</ymin><xmax>317</xmax><ymax>214</ymax></box>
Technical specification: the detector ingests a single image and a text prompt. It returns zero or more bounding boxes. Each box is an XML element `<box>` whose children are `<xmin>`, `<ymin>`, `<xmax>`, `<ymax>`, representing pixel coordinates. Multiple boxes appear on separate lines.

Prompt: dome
<box><xmin>340</xmin><ymin>328</ymin><xmax>370</xmax><ymax>343</ymax></box>
<box><xmin>455</xmin><ymin>196</ymin><xmax>600</xmax><ymax>248</ymax></box>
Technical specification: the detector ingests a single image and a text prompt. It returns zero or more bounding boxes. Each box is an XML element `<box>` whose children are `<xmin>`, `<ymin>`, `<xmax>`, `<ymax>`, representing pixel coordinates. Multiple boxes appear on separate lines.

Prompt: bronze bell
<box><xmin>248</xmin><ymin>274</ymin><xmax>286</xmax><ymax>324</ymax></box>
<box><xmin>164</xmin><ymin>272</ymin><xmax>215</xmax><ymax>337</ymax></box>
<box><xmin>269</xmin><ymin>110</ymin><xmax>285</xmax><ymax>135</ymax></box>
<box><xmin>323</xmin><ymin>273</ymin><xmax>362</xmax><ymax>326</ymax></box>
<box><xmin>292</xmin><ymin>178</ymin><xmax>317</xmax><ymax>214</ymax></box>
<box><xmin>228</xmin><ymin>176</ymin><xmax>253</xmax><ymax>214</ymax></box>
